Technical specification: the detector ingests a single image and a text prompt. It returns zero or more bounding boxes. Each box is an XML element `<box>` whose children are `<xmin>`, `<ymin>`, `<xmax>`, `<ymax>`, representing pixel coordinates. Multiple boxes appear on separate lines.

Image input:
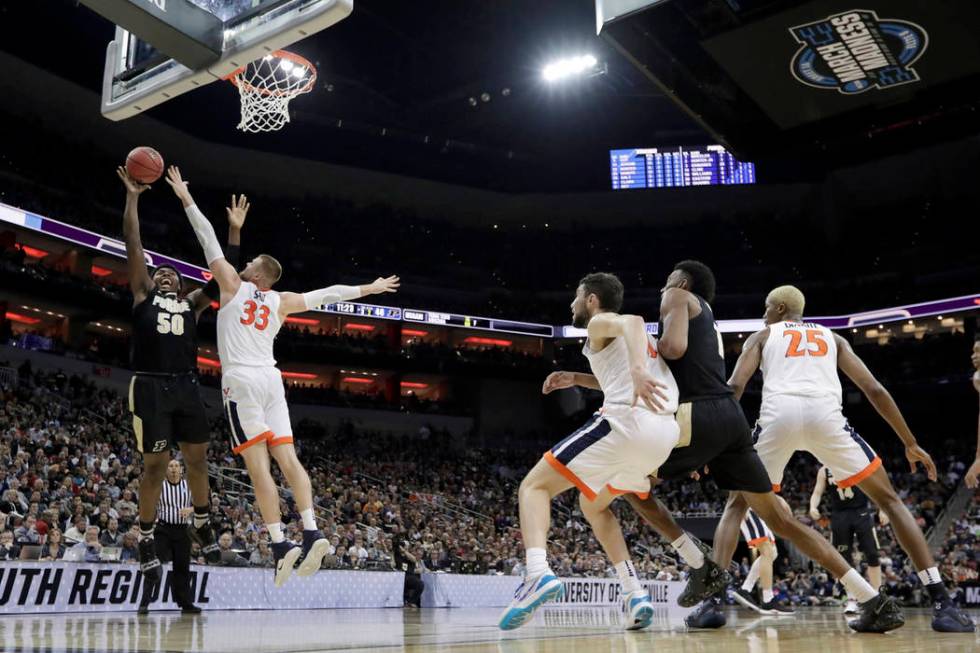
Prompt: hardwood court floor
<box><xmin>0</xmin><ymin>606</ymin><xmax>975</xmax><ymax>652</ymax></box>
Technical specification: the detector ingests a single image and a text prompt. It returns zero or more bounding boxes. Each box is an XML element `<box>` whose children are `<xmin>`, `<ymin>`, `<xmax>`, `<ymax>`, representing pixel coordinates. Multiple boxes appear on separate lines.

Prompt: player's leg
<box><xmin>733</xmin><ymin>513</ymin><xmax>767</xmax><ymax>612</ymax></box>
<box><xmin>754</xmin><ymin>539</ymin><xmax>791</xmax><ymax>614</ymax></box>
<box><xmin>129</xmin><ymin>375</ymin><xmax>168</xmax><ymax>585</ymax></box>
<box><xmin>174</xmin><ymin>376</ymin><xmax>220</xmax><ymax>562</ymax></box>
<box><xmin>239</xmin><ymin>442</ymin><xmax>299</xmax><ymax>586</ymax></box>
<box><xmin>830</xmin><ymin>512</ymin><xmax>859</xmax><ymax>613</ymax></box>
<box><xmin>856</xmin><ymin>514</ymin><xmax>883</xmax><ymax>590</ymax></box>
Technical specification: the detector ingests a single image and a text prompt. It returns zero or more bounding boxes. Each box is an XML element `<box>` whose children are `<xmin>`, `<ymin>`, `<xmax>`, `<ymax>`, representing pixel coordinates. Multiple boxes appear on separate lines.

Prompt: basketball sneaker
<box><xmin>759</xmin><ymin>599</ymin><xmax>794</xmax><ymax>616</ymax></box>
<box><xmin>684</xmin><ymin>596</ymin><xmax>726</xmax><ymax>629</ymax></box>
<box><xmin>677</xmin><ymin>539</ymin><xmax>731</xmax><ymax>608</ymax></box>
<box><xmin>846</xmin><ymin>594</ymin><xmax>905</xmax><ymax>633</ymax></box>
<box><xmin>272</xmin><ymin>541</ymin><xmax>303</xmax><ymax>588</ymax></box>
<box><xmin>622</xmin><ymin>589</ymin><xmax>654</xmax><ymax>631</ymax></box>
<box><xmin>842</xmin><ymin>598</ymin><xmax>859</xmax><ymax>615</ymax></box>
<box><xmin>732</xmin><ymin>587</ymin><xmax>763</xmax><ymax>613</ymax></box>
<box><xmin>930</xmin><ymin>600</ymin><xmax>975</xmax><ymax>633</ymax></box>
<box><xmin>498</xmin><ymin>572</ymin><xmax>565</xmax><ymax>631</ymax></box>
<box><xmin>188</xmin><ymin>522</ymin><xmax>221</xmax><ymax>565</ymax></box>
<box><xmin>295</xmin><ymin>529</ymin><xmax>331</xmax><ymax>577</ymax></box>
<box><xmin>138</xmin><ymin>536</ymin><xmax>162</xmax><ymax>585</ymax></box>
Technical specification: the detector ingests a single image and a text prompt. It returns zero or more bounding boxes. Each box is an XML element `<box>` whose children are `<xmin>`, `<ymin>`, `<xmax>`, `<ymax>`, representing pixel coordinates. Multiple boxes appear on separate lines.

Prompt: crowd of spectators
<box><xmin>1</xmin><ymin>360</ymin><xmax>975</xmax><ymax>610</ymax></box>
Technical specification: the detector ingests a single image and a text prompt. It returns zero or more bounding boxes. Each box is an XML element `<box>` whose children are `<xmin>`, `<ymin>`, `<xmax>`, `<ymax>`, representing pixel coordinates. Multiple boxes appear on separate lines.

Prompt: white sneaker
<box><xmin>623</xmin><ymin>589</ymin><xmax>654</xmax><ymax>630</ymax></box>
<box><xmin>843</xmin><ymin>599</ymin><xmax>859</xmax><ymax>615</ymax></box>
<box><xmin>498</xmin><ymin>572</ymin><xmax>564</xmax><ymax>631</ymax></box>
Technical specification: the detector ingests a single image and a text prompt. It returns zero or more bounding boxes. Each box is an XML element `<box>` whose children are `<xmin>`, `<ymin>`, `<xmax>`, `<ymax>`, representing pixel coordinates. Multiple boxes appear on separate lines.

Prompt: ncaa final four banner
<box><xmin>421</xmin><ymin>573</ymin><xmax>693</xmax><ymax>615</ymax></box>
<box><xmin>0</xmin><ymin>562</ymin><xmax>405</xmax><ymax>614</ymax></box>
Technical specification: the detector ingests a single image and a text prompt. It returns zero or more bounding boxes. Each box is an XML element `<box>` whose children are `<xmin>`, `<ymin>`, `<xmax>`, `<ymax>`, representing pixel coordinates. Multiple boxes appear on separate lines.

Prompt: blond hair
<box><xmin>257</xmin><ymin>254</ymin><xmax>282</xmax><ymax>285</ymax></box>
<box><xmin>767</xmin><ymin>285</ymin><xmax>805</xmax><ymax>316</ymax></box>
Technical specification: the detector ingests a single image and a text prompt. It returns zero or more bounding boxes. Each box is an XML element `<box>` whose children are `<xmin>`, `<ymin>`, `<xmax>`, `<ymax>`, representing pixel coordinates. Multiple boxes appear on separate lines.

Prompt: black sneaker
<box><xmin>684</xmin><ymin>596</ymin><xmax>726</xmax><ymax>629</ymax></box>
<box><xmin>180</xmin><ymin>604</ymin><xmax>202</xmax><ymax>615</ymax></box>
<box><xmin>760</xmin><ymin>599</ymin><xmax>794</xmax><ymax>616</ymax></box>
<box><xmin>295</xmin><ymin>529</ymin><xmax>330</xmax><ymax>577</ymax></box>
<box><xmin>137</xmin><ymin>605</ymin><xmax>149</xmax><ymax>615</ymax></box>
<box><xmin>138</xmin><ymin>537</ymin><xmax>162</xmax><ymax>585</ymax></box>
<box><xmin>188</xmin><ymin>521</ymin><xmax>221</xmax><ymax>564</ymax></box>
<box><xmin>733</xmin><ymin>587</ymin><xmax>763</xmax><ymax>613</ymax></box>
<box><xmin>847</xmin><ymin>594</ymin><xmax>905</xmax><ymax>633</ymax></box>
<box><xmin>931</xmin><ymin>600</ymin><xmax>976</xmax><ymax>633</ymax></box>
<box><xmin>677</xmin><ymin>539</ymin><xmax>731</xmax><ymax>608</ymax></box>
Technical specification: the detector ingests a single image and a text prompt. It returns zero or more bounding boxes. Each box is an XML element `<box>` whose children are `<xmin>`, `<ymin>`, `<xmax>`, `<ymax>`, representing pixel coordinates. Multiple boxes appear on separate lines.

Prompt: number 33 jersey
<box><xmin>760</xmin><ymin>321</ymin><xmax>841</xmax><ymax>407</ymax></box>
<box><xmin>217</xmin><ymin>281</ymin><xmax>282</xmax><ymax>368</ymax></box>
<box><xmin>132</xmin><ymin>289</ymin><xmax>198</xmax><ymax>373</ymax></box>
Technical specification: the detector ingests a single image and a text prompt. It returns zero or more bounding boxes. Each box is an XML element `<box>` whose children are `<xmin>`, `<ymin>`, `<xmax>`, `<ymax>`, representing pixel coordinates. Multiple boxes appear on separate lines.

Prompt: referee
<box><xmin>139</xmin><ymin>460</ymin><xmax>200</xmax><ymax>615</ymax></box>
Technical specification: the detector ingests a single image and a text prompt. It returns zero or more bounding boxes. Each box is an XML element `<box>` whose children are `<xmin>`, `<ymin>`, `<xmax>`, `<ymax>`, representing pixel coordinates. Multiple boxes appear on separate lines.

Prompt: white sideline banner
<box><xmin>0</xmin><ymin>562</ymin><xmax>405</xmax><ymax>614</ymax></box>
<box><xmin>421</xmin><ymin>573</ymin><xmax>693</xmax><ymax>613</ymax></box>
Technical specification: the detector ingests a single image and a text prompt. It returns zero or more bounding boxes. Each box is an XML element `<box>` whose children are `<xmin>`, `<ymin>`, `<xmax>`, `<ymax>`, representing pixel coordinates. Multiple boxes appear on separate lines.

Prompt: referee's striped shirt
<box><xmin>157</xmin><ymin>479</ymin><xmax>191</xmax><ymax>525</ymax></box>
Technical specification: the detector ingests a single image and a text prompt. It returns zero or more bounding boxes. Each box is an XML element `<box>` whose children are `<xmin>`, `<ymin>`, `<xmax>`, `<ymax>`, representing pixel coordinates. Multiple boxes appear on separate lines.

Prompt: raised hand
<box><xmin>367</xmin><ymin>275</ymin><xmax>400</xmax><ymax>295</ymax></box>
<box><xmin>542</xmin><ymin>371</ymin><xmax>576</xmax><ymax>395</ymax></box>
<box><xmin>905</xmin><ymin>443</ymin><xmax>937</xmax><ymax>481</ymax></box>
<box><xmin>116</xmin><ymin>167</ymin><xmax>149</xmax><ymax>195</ymax></box>
<box><xmin>965</xmin><ymin>458</ymin><xmax>980</xmax><ymax>489</ymax></box>
<box><xmin>226</xmin><ymin>194</ymin><xmax>250</xmax><ymax>230</ymax></box>
<box><xmin>164</xmin><ymin>165</ymin><xmax>192</xmax><ymax>204</ymax></box>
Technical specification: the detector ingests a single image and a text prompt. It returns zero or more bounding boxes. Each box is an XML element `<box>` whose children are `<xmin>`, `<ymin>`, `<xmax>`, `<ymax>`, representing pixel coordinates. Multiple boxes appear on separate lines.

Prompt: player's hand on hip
<box><xmin>809</xmin><ymin>507</ymin><xmax>820</xmax><ymax>521</ymax></box>
<box><xmin>116</xmin><ymin>167</ymin><xmax>149</xmax><ymax>195</ymax></box>
<box><xmin>542</xmin><ymin>371</ymin><xmax>575</xmax><ymax>394</ymax></box>
<box><xmin>368</xmin><ymin>275</ymin><xmax>400</xmax><ymax>295</ymax></box>
<box><xmin>226</xmin><ymin>194</ymin><xmax>250</xmax><ymax>229</ymax></box>
<box><xmin>630</xmin><ymin>368</ymin><xmax>668</xmax><ymax>412</ymax></box>
<box><xmin>164</xmin><ymin>165</ymin><xmax>191</xmax><ymax>201</ymax></box>
<box><xmin>964</xmin><ymin>458</ymin><xmax>980</xmax><ymax>489</ymax></box>
<box><xmin>905</xmin><ymin>444</ymin><xmax>937</xmax><ymax>481</ymax></box>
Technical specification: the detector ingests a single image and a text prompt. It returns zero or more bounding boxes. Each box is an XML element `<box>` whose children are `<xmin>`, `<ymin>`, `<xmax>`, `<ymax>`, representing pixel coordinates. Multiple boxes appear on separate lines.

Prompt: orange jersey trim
<box><xmin>269</xmin><ymin>436</ymin><xmax>294</xmax><ymax>448</ymax></box>
<box><xmin>747</xmin><ymin>536</ymin><xmax>774</xmax><ymax>547</ymax></box>
<box><xmin>606</xmin><ymin>484</ymin><xmax>650</xmax><ymax>500</ymax></box>
<box><xmin>837</xmin><ymin>457</ymin><xmax>881</xmax><ymax>488</ymax></box>
<box><xmin>771</xmin><ymin>483</ymin><xmax>781</xmax><ymax>493</ymax></box>
<box><xmin>232</xmin><ymin>430</ymin><xmax>273</xmax><ymax>455</ymax></box>
<box><xmin>543</xmin><ymin>451</ymin><xmax>597</xmax><ymax>501</ymax></box>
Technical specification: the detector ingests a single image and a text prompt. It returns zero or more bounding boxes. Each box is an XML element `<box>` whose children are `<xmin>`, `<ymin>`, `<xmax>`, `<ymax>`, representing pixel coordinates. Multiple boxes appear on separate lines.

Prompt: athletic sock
<box><xmin>762</xmin><ymin>588</ymin><xmax>774</xmax><ymax>603</ymax></box>
<box><xmin>300</xmin><ymin>508</ymin><xmax>317</xmax><ymax>531</ymax></box>
<box><xmin>268</xmin><ymin>523</ymin><xmax>286</xmax><ymax>544</ymax></box>
<box><xmin>138</xmin><ymin>521</ymin><xmax>155</xmax><ymax>542</ymax></box>
<box><xmin>917</xmin><ymin>567</ymin><xmax>950</xmax><ymax>604</ymax></box>
<box><xmin>742</xmin><ymin>557</ymin><xmax>762</xmax><ymax>592</ymax></box>
<box><xmin>526</xmin><ymin>547</ymin><xmax>549</xmax><ymax>577</ymax></box>
<box><xmin>616</xmin><ymin>559</ymin><xmax>642</xmax><ymax>594</ymax></box>
<box><xmin>841</xmin><ymin>569</ymin><xmax>877</xmax><ymax>604</ymax></box>
<box><xmin>671</xmin><ymin>533</ymin><xmax>705</xmax><ymax>569</ymax></box>
<box><xmin>193</xmin><ymin>505</ymin><xmax>210</xmax><ymax>530</ymax></box>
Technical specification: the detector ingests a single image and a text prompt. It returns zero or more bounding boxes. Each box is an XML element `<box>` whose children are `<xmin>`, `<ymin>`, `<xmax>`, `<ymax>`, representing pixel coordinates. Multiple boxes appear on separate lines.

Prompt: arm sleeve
<box><xmin>201</xmin><ymin>244</ymin><xmax>240</xmax><ymax>300</ymax></box>
<box><xmin>302</xmin><ymin>284</ymin><xmax>361</xmax><ymax>310</ymax></box>
<box><xmin>185</xmin><ymin>204</ymin><xmax>224</xmax><ymax>265</ymax></box>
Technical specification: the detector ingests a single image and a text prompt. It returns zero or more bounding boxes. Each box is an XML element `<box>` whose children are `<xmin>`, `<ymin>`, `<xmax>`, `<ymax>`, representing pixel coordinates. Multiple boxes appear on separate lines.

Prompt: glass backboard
<box><xmin>101</xmin><ymin>0</ymin><xmax>352</xmax><ymax>120</ymax></box>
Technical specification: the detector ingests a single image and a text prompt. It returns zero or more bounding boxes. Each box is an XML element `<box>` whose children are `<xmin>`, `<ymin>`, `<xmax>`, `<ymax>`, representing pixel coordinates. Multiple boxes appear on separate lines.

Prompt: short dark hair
<box><xmin>152</xmin><ymin>264</ymin><xmax>183</xmax><ymax>291</ymax></box>
<box><xmin>579</xmin><ymin>272</ymin><xmax>624</xmax><ymax>312</ymax></box>
<box><xmin>674</xmin><ymin>260</ymin><xmax>716</xmax><ymax>304</ymax></box>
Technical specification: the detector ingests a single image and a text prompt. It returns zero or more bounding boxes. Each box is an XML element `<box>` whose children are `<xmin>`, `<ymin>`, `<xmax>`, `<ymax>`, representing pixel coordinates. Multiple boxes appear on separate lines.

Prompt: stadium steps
<box><xmin>926</xmin><ymin>481</ymin><xmax>973</xmax><ymax>550</ymax></box>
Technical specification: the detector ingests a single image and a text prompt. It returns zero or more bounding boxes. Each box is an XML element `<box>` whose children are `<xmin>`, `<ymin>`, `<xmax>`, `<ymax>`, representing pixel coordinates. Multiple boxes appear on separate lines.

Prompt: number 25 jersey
<box><xmin>760</xmin><ymin>321</ymin><xmax>841</xmax><ymax>406</ymax></box>
<box><xmin>217</xmin><ymin>281</ymin><xmax>282</xmax><ymax>368</ymax></box>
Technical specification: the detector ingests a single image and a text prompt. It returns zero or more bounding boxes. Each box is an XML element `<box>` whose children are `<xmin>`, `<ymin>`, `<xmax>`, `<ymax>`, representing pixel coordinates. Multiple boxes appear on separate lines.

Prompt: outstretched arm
<box><xmin>278</xmin><ymin>275</ymin><xmax>401</xmax><ymax>319</ymax></box>
<box><xmin>728</xmin><ymin>328</ymin><xmax>768</xmax><ymax>400</ymax></box>
<box><xmin>657</xmin><ymin>288</ymin><xmax>690</xmax><ymax>360</ymax></box>
<box><xmin>542</xmin><ymin>371</ymin><xmax>601</xmax><ymax>394</ymax></box>
<box><xmin>164</xmin><ymin>166</ymin><xmax>241</xmax><ymax>302</ymax></box>
<box><xmin>809</xmin><ymin>466</ymin><xmax>827</xmax><ymax>520</ymax></box>
<box><xmin>116</xmin><ymin>168</ymin><xmax>153</xmax><ymax>304</ymax></box>
<box><xmin>835</xmin><ymin>334</ymin><xmax>937</xmax><ymax>480</ymax></box>
<box><xmin>189</xmin><ymin>195</ymin><xmax>247</xmax><ymax>316</ymax></box>
<box><xmin>586</xmin><ymin>313</ymin><xmax>668</xmax><ymax>411</ymax></box>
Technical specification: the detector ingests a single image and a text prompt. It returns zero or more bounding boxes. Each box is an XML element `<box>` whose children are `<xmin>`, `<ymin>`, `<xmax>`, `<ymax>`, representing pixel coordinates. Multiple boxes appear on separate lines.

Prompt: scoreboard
<box><xmin>610</xmin><ymin>145</ymin><xmax>756</xmax><ymax>190</ymax></box>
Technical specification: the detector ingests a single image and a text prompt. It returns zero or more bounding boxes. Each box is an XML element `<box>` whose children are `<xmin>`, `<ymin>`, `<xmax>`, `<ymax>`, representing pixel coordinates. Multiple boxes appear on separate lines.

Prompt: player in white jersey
<box><xmin>165</xmin><ymin>167</ymin><xmax>400</xmax><ymax>587</ymax></box>
<box><xmin>498</xmin><ymin>273</ymin><xmax>680</xmax><ymax>631</ymax></box>
<box><xmin>722</xmin><ymin>285</ymin><xmax>974</xmax><ymax>633</ymax></box>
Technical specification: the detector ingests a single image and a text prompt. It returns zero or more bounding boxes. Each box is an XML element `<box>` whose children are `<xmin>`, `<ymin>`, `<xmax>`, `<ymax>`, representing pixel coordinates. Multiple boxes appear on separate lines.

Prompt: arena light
<box><xmin>344</xmin><ymin>323</ymin><xmax>376</xmax><ymax>331</ymax></box>
<box><xmin>342</xmin><ymin>377</ymin><xmax>375</xmax><ymax>384</ymax></box>
<box><xmin>16</xmin><ymin>244</ymin><xmax>49</xmax><ymax>259</ymax></box>
<box><xmin>282</xmin><ymin>371</ymin><xmax>318</xmax><ymax>380</ymax></box>
<box><xmin>286</xmin><ymin>316</ymin><xmax>320</xmax><ymax>326</ymax></box>
<box><xmin>400</xmin><ymin>381</ymin><xmax>429</xmax><ymax>389</ymax></box>
<box><xmin>463</xmin><ymin>336</ymin><xmax>513</xmax><ymax>347</ymax></box>
<box><xmin>402</xmin><ymin>329</ymin><xmax>428</xmax><ymax>337</ymax></box>
<box><xmin>91</xmin><ymin>265</ymin><xmax>113</xmax><ymax>277</ymax></box>
<box><xmin>542</xmin><ymin>54</ymin><xmax>598</xmax><ymax>82</ymax></box>
<box><xmin>5</xmin><ymin>311</ymin><xmax>41</xmax><ymax>325</ymax></box>
<box><xmin>196</xmin><ymin>356</ymin><xmax>220</xmax><ymax>368</ymax></box>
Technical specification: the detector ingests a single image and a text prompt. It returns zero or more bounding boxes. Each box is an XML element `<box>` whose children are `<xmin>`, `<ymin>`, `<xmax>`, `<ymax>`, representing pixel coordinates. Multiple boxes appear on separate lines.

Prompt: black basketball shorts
<box><xmin>655</xmin><ymin>395</ymin><xmax>772</xmax><ymax>493</ymax></box>
<box><xmin>831</xmin><ymin>509</ymin><xmax>881</xmax><ymax>566</ymax></box>
<box><xmin>128</xmin><ymin>373</ymin><xmax>210</xmax><ymax>454</ymax></box>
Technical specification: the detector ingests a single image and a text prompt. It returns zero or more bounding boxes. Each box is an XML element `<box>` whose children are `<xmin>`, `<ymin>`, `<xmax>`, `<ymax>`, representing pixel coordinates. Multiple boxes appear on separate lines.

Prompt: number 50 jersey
<box><xmin>132</xmin><ymin>288</ymin><xmax>198</xmax><ymax>373</ymax></box>
<box><xmin>217</xmin><ymin>281</ymin><xmax>282</xmax><ymax>368</ymax></box>
<box><xmin>760</xmin><ymin>321</ymin><xmax>841</xmax><ymax>407</ymax></box>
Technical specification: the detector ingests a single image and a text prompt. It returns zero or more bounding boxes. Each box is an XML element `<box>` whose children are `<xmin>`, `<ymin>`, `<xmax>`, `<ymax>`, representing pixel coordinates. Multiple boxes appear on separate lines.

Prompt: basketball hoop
<box><xmin>227</xmin><ymin>50</ymin><xmax>317</xmax><ymax>133</ymax></box>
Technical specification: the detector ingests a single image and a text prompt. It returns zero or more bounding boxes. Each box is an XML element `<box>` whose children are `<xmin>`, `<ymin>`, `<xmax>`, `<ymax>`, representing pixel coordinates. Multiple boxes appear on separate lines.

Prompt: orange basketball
<box><xmin>125</xmin><ymin>146</ymin><xmax>164</xmax><ymax>184</ymax></box>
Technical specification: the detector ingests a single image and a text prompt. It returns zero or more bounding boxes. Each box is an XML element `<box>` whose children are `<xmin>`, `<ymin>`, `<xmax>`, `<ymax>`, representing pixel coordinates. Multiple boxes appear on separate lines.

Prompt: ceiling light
<box><xmin>543</xmin><ymin>54</ymin><xmax>598</xmax><ymax>82</ymax></box>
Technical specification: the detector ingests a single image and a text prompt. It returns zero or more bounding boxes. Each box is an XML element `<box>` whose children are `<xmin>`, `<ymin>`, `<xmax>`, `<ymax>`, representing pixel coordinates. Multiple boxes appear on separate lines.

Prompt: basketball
<box><xmin>125</xmin><ymin>146</ymin><xmax>164</xmax><ymax>184</ymax></box>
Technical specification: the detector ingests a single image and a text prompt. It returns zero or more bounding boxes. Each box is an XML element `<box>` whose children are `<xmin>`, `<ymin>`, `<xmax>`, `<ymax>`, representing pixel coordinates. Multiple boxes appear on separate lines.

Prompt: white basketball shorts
<box><xmin>221</xmin><ymin>365</ymin><xmax>293</xmax><ymax>454</ymax></box>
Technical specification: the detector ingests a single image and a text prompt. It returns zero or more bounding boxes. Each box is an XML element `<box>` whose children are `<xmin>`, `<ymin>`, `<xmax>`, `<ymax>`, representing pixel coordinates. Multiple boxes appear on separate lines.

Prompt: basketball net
<box><xmin>228</xmin><ymin>51</ymin><xmax>317</xmax><ymax>133</ymax></box>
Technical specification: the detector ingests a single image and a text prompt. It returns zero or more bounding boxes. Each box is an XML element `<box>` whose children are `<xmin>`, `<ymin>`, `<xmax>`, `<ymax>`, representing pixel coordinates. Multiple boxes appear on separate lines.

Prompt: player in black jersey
<box><xmin>622</xmin><ymin>261</ymin><xmax>902</xmax><ymax>633</ymax></box>
<box><xmin>117</xmin><ymin>168</ymin><xmax>243</xmax><ymax>587</ymax></box>
<box><xmin>810</xmin><ymin>465</ymin><xmax>885</xmax><ymax>613</ymax></box>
